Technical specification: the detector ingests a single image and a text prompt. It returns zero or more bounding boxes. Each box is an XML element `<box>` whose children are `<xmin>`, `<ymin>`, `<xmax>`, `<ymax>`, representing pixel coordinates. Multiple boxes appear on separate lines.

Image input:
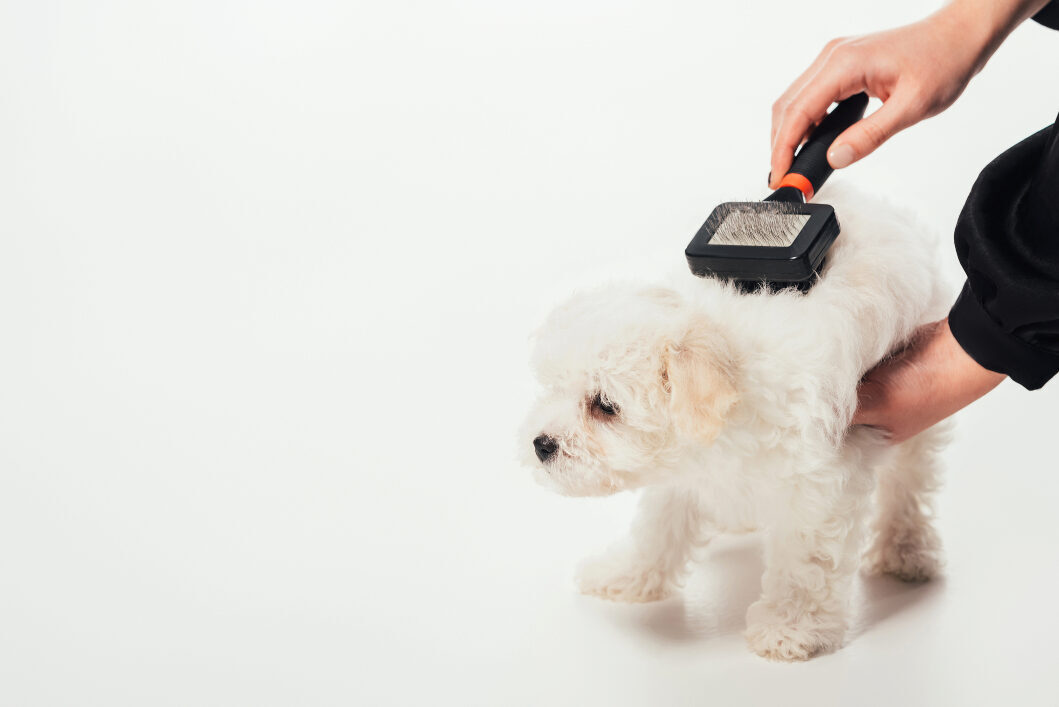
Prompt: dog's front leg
<box><xmin>744</xmin><ymin>465</ymin><xmax>874</xmax><ymax>660</ymax></box>
<box><xmin>577</xmin><ymin>485</ymin><xmax>710</xmax><ymax>603</ymax></box>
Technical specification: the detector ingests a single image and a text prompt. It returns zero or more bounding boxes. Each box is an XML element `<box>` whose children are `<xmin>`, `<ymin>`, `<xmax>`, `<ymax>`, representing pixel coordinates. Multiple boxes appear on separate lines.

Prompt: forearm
<box><xmin>934</xmin><ymin>0</ymin><xmax>1054</xmax><ymax>71</ymax></box>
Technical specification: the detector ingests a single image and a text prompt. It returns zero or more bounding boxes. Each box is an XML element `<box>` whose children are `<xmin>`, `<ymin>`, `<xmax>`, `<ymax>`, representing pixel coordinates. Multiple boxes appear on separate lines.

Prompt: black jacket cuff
<box><xmin>1034</xmin><ymin>1</ymin><xmax>1059</xmax><ymax>30</ymax></box>
<box><xmin>949</xmin><ymin>280</ymin><xmax>1059</xmax><ymax>390</ymax></box>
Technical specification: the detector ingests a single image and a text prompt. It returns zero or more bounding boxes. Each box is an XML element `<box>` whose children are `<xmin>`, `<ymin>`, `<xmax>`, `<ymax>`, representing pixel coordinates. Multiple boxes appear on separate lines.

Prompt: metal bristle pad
<box><xmin>707</xmin><ymin>203</ymin><xmax>811</xmax><ymax>247</ymax></box>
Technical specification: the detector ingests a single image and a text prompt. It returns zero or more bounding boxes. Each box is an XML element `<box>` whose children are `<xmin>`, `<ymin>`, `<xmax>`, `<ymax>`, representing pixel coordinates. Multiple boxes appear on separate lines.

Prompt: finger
<box><xmin>826</xmin><ymin>92</ymin><xmax>918</xmax><ymax>168</ymax></box>
<box><xmin>851</xmin><ymin>392</ymin><xmax>874</xmax><ymax>426</ymax></box>
<box><xmin>769</xmin><ymin>70</ymin><xmax>859</xmax><ymax>188</ymax></box>
<box><xmin>771</xmin><ymin>38</ymin><xmax>846</xmax><ymax>148</ymax></box>
<box><xmin>771</xmin><ymin>68</ymin><xmax>823</xmax><ymax>148</ymax></box>
<box><xmin>851</xmin><ymin>371</ymin><xmax>888</xmax><ymax>427</ymax></box>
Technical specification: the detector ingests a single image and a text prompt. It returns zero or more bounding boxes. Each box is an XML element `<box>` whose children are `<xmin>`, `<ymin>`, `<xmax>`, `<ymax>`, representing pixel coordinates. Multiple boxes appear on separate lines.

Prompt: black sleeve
<box><xmin>1034</xmin><ymin>1</ymin><xmax>1059</xmax><ymax>30</ymax></box>
<box><xmin>948</xmin><ymin>118</ymin><xmax>1059</xmax><ymax>390</ymax></box>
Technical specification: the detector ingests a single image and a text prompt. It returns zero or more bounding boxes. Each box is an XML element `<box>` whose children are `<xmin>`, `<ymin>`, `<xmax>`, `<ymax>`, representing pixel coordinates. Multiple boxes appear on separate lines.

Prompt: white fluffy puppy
<box><xmin>521</xmin><ymin>184</ymin><xmax>950</xmax><ymax>661</ymax></box>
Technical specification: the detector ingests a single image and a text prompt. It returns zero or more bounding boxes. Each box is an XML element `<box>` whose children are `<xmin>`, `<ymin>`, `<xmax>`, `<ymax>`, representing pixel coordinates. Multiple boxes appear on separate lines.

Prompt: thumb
<box><xmin>827</xmin><ymin>95</ymin><xmax>917</xmax><ymax>169</ymax></box>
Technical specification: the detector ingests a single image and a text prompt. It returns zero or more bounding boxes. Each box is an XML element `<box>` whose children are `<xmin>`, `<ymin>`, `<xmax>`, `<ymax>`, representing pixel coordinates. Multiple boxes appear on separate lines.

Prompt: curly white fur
<box><xmin>520</xmin><ymin>184</ymin><xmax>951</xmax><ymax>661</ymax></box>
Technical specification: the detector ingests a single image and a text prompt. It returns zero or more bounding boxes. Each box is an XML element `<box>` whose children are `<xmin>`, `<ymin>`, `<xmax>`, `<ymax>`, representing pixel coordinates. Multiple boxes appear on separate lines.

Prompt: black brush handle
<box><xmin>787</xmin><ymin>92</ymin><xmax>869</xmax><ymax>196</ymax></box>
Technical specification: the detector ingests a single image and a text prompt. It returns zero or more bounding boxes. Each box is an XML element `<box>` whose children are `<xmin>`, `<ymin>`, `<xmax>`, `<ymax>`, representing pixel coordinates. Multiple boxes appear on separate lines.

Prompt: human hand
<box><xmin>769</xmin><ymin>0</ymin><xmax>1040</xmax><ymax>189</ymax></box>
<box><xmin>852</xmin><ymin>319</ymin><xmax>1006</xmax><ymax>443</ymax></box>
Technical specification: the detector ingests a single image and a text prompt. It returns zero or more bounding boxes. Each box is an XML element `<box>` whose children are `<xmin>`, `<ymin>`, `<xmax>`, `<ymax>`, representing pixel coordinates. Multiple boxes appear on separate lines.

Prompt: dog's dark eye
<box><xmin>593</xmin><ymin>393</ymin><xmax>618</xmax><ymax>416</ymax></box>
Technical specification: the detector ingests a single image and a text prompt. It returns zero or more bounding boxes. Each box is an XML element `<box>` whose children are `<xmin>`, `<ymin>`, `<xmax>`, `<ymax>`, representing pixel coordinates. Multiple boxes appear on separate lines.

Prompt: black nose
<box><xmin>533</xmin><ymin>434</ymin><xmax>558</xmax><ymax>463</ymax></box>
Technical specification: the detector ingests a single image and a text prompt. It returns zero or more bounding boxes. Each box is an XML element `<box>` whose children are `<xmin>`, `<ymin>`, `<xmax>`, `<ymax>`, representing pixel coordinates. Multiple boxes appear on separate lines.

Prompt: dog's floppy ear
<box><xmin>662</xmin><ymin>316</ymin><xmax>739</xmax><ymax>444</ymax></box>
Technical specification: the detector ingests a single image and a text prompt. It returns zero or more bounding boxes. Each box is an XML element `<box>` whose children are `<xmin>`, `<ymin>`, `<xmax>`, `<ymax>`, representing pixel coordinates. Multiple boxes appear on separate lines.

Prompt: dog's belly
<box><xmin>675</xmin><ymin>434</ymin><xmax>893</xmax><ymax>536</ymax></box>
<box><xmin>675</xmin><ymin>461</ymin><xmax>775</xmax><ymax>534</ymax></box>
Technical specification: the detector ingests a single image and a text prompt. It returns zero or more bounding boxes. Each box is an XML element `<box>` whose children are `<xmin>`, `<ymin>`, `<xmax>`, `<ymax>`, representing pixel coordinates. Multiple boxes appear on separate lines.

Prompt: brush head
<box><xmin>683</xmin><ymin>93</ymin><xmax>867</xmax><ymax>291</ymax></box>
<box><xmin>685</xmin><ymin>201</ymin><xmax>838</xmax><ymax>290</ymax></box>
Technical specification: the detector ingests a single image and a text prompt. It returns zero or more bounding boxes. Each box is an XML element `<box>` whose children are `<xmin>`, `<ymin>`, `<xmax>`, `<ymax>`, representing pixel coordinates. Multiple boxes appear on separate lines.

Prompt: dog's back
<box><xmin>669</xmin><ymin>184</ymin><xmax>947</xmax><ymax>439</ymax></box>
<box><xmin>808</xmin><ymin>184</ymin><xmax>949</xmax><ymax>376</ymax></box>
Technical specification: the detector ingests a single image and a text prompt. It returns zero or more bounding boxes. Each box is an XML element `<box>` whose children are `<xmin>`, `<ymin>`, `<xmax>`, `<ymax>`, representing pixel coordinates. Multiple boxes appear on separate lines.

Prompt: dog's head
<box><xmin>521</xmin><ymin>284</ymin><xmax>740</xmax><ymax>496</ymax></box>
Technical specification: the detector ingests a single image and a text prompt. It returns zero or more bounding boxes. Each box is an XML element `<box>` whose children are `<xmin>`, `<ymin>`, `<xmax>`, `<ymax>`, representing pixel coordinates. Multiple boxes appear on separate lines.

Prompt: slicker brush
<box><xmin>685</xmin><ymin>93</ymin><xmax>869</xmax><ymax>291</ymax></box>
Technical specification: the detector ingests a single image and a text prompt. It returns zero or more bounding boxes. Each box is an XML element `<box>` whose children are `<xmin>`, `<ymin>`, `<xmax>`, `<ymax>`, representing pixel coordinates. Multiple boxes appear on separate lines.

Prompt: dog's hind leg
<box><xmin>863</xmin><ymin>422</ymin><xmax>949</xmax><ymax>582</ymax></box>
<box><xmin>744</xmin><ymin>454</ymin><xmax>875</xmax><ymax>661</ymax></box>
<box><xmin>576</xmin><ymin>485</ymin><xmax>711</xmax><ymax>603</ymax></box>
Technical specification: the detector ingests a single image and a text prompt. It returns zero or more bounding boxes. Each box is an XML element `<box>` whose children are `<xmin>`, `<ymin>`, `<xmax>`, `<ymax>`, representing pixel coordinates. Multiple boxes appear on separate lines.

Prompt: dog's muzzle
<box><xmin>533</xmin><ymin>435</ymin><xmax>558</xmax><ymax>463</ymax></box>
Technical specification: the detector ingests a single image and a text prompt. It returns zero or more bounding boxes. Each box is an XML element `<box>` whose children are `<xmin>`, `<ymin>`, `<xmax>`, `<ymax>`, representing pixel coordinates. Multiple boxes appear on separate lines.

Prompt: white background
<box><xmin>2</xmin><ymin>1</ymin><xmax>1058</xmax><ymax>705</ymax></box>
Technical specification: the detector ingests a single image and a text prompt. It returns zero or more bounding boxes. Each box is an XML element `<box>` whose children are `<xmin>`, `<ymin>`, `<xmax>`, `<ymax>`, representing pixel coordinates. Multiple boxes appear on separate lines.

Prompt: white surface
<box><xmin>2</xmin><ymin>1</ymin><xmax>1058</xmax><ymax>705</ymax></box>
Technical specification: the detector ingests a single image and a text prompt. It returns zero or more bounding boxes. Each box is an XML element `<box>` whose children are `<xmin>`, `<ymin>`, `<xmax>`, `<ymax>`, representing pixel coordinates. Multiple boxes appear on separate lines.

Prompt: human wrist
<box><xmin>935</xmin><ymin>0</ymin><xmax>1051</xmax><ymax>68</ymax></box>
<box><xmin>939</xmin><ymin>318</ymin><xmax>1006</xmax><ymax>405</ymax></box>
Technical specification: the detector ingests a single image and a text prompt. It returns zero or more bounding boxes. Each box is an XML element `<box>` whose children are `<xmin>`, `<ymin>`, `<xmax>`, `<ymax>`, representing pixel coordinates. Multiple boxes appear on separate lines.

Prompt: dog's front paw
<box><xmin>863</xmin><ymin>529</ymin><xmax>942</xmax><ymax>583</ymax></box>
<box><xmin>744</xmin><ymin>601</ymin><xmax>844</xmax><ymax>661</ymax></box>
<box><xmin>576</xmin><ymin>553</ymin><xmax>674</xmax><ymax>603</ymax></box>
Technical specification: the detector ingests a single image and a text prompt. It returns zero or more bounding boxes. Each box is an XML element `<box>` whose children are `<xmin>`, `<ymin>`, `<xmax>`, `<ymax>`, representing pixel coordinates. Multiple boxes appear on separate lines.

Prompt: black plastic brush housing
<box><xmin>686</xmin><ymin>93</ymin><xmax>869</xmax><ymax>290</ymax></box>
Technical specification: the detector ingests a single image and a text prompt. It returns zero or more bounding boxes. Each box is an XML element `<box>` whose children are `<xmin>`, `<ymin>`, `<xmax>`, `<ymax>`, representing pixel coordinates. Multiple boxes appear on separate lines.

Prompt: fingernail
<box><xmin>828</xmin><ymin>144</ymin><xmax>854</xmax><ymax>169</ymax></box>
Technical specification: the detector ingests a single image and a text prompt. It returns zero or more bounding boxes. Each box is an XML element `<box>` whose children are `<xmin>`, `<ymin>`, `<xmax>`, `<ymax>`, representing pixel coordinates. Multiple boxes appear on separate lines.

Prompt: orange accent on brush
<box><xmin>779</xmin><ymin>173</ymin><xmax>814</xmax><ymax>200</ymax></box>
